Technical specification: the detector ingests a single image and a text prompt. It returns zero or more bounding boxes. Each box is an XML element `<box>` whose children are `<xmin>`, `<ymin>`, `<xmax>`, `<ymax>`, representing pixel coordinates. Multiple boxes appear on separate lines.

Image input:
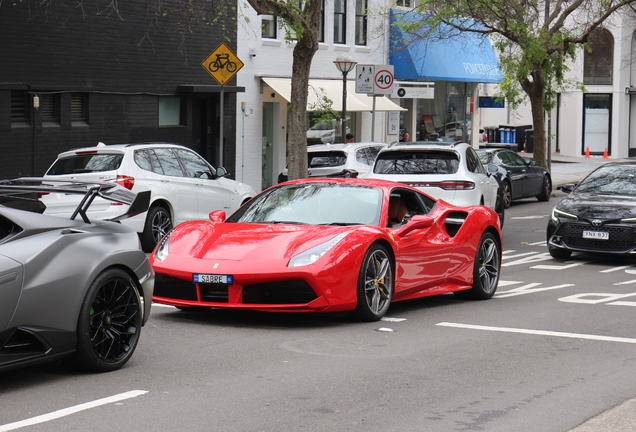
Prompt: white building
<box><xmin>235</xmin><ymin>2</ymin><xmax>506</xmax><ymax>192</ymax></box>
<box><xmin>237</xmin><ymin>1</ymin><xmax>402</xmax><ymax>192</ymax></box>
<box><xmin>480</xmin><ymin>12</ymin><xmax>636</xmax><ymax>159</ymax></box>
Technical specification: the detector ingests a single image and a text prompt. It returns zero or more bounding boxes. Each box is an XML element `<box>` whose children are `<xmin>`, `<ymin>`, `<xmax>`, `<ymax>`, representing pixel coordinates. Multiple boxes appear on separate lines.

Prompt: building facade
<box><xmin>0</xmin><ymin>1</ymin><xmax>241</xmax><ymax>179</ymax></box>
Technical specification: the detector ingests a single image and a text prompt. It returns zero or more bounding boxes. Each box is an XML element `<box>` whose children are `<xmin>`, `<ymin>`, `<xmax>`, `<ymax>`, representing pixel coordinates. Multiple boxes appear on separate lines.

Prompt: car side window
<box><xmin>466</xmin><ymin>147</ymin><xmax>484</xmax><ymax>174</ymax></box>
<box><xmin>367</xmin><ymin>146</ymin><xmax>384</xmax><ymax>164</ymax></box>
<box><xmin>174</xmin><ymin>149</ymin><xmax>215</xmax><ymax>179</ymax></box>
<box><xmin>387</xmin><ymin>188</ymin><xmax>432</xmax><ymax>227</ymax></box>
<box><xmin>355</xmin><ymin>148</ymin><xmax>368</xmax><ymax>165</ymax></box>
<box><xmin>508</xmin><ymin>152</ymin><xmax>528</xmax><ymax>167</ymax></box>
<box><xmin>133</xmin><ymin>149</ymin><xmax>152</xmax><ymax>171</ymax></box>
<box><xmin>153</xmin><ymin>148</ymin><xmax>185</xmax><ymax>177</ymax></box>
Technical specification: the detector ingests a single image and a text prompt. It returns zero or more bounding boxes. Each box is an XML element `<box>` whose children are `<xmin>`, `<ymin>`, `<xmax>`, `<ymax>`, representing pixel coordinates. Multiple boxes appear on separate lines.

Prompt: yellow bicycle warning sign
<box><xmin>201</xmin><ymin>43</ymin><xmax>244</xmax><ymax>86</ymax></box>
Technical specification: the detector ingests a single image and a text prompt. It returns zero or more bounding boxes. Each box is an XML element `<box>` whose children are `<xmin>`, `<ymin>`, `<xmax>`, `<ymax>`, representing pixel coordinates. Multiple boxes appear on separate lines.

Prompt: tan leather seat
<box><xmin>388</xmin><ymin>196</ymin><xmax>409</xmax><ymax>226</ymax></box>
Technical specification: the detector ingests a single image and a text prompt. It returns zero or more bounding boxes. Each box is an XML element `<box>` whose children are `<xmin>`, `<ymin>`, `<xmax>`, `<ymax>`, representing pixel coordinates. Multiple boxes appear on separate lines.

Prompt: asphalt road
<box><xmin>1</xmin><ymin>196</ymin><xmax>636</xmax><ymax>432</ymax></box>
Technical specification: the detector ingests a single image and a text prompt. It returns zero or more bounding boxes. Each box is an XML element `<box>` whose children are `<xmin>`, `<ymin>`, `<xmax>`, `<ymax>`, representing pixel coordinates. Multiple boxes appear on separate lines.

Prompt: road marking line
<box><xmin>152</xmin><ymin>303</ymin><xmax>178</xmax><ymax>308</ymax></box>
<box><xmin>614</xmin><ymin>279</ymin><xmax>636</xmax><ymax>286</ymax></box>
<box><xmin>510</xmin><ymin>215</ymin><xmax>547</xmax><ymax>219</ymax></box>
<box><xmin>497</xmin><ymin>280</ymin><xmax>523</xmax><ymax>287</ymax></box>
<box><xmin>601</xmin><ymin>266</ymin><xmax>631</xmax><ymax>273</ymax></box>
<box><xmin>0</xmin><ymin>390</ymin><xmax>148</xmax><ymax>432</ymax></box>
<box><xmin>381</xmin><ymin>317</ymin><xmax>407</xmax><ymax>322</ymax></box>
<box><xmin>502</xmin><ymin>251</ymin><xmax>537</xmax><ymax>260</ymax></box>
<box><xmin>436</xmin><ymin>322</ymin><xmax>636</xmax><ymax>344</ymax></box>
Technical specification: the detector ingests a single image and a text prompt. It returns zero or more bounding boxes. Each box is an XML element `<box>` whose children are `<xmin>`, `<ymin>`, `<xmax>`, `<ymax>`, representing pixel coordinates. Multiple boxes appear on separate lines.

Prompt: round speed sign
<box><xmin>374</xmin><ymin>69</ymin><xmax>394</xmax><ymax>93</ymax></box>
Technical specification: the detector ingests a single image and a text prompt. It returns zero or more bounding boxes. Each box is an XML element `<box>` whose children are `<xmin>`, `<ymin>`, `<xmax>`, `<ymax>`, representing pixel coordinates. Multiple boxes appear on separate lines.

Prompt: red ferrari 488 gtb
<box><xmin>150</xmin><ymin>178</ymin><xmax>502</xmax><ymax>321</ymax></box>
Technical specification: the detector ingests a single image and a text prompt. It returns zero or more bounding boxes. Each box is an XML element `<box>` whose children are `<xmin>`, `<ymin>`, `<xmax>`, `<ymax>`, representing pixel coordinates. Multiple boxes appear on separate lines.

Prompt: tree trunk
<box><xmin>521</xmin><ymin>66</ymin><xmax>548</xmax><ymax>171</ymax></box>
<box><xmin>287</xmin><ymin>42</ymin><xmax>316</xmax><ymax>180</ymax></box>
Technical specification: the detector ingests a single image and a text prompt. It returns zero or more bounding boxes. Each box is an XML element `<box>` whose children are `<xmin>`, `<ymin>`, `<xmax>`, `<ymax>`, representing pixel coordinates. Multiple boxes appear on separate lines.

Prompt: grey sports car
<box><xmin>0</xmin><ymin>178</ymin><xmax>154</xmax><ymax>372</ymax></box>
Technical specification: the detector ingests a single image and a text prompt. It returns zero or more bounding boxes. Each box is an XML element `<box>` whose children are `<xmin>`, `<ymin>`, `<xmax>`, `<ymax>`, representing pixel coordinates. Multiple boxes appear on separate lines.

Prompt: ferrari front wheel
<box><xmin>353</xmin><ymin>244</ymin><xmax>394</xmax><ymax>321</ymax></box>
<box><xmin>75</xmin><ymin>268</ymin><xmax>143</xmax><ymax>372</ymax></box>
<box><xmin>455</xmin><ymin>232</ymin><xmax>500</xmax><ymax>300</ymax></box>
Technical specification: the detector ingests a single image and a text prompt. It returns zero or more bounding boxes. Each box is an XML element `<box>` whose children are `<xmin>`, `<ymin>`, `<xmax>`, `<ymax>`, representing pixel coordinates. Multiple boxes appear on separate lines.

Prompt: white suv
<box><xmin>42</xmin><ymin>143</ymin><xmax>256</xmax><ymax>251</ymax></box>
<box><xmin>365</xmin><ymin>141</ymin><xmax>504</xmax><ymax>224</ymax></box>
<box><xmin>278</xmin><ymin>142</ymin><xmax>388</xmax><ymax>182</ymax></box>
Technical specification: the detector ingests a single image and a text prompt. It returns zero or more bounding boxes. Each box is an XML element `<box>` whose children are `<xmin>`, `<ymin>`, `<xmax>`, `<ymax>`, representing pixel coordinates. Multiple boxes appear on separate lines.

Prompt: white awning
<box><xmin>262</xmin><ymin>77</ymin><xmax>406</xmax><ymax>112</ymax></box>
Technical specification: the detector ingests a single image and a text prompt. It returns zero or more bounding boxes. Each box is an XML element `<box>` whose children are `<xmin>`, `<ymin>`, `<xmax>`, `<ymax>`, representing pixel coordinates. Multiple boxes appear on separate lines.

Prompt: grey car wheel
<box><xmin>537</xmin><ymin>175</ymin><xmax>551</xmax><ymax>202</ymax></box>
<box><xmin>353</xmin><ymin>244</ymin><xmax>393</xmax><ymax>321</ymax></box>
<box><xmin>141</xmin><ymin>205</ymin><xmax>172</xmax><ymax>252</ymax></box>
<box><xmin>75</xmin><ymin>268</ymin><xmax>142</xmax><ymax>372</ymax></box>
<box><xmin>502</xmin><ymin>181</ymin><xmax>512</xmax><ymax>208</ymax></box>
<box><xmin>455</xmin><ymin>232</ymin><xmax>500</xmax><ymax>300</ymax></box>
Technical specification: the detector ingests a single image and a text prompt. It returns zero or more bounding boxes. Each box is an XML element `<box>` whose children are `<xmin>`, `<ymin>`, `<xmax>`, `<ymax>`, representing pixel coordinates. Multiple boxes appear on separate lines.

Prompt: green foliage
<box><xmin>307</xmin><ymin>88</ymin><xmax>340</xmax><ymax>125</ymax></box>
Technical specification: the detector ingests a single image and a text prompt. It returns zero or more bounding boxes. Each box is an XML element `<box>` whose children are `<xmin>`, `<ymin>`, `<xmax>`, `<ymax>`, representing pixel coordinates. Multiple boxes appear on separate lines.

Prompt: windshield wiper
<box><xmin>319</xmin><ymin>222</ymin><xmax>363</xmax><ymax>226</ymax></box>
<box><xmin>266</xmin><ymin>220</ymin><xmax>309</xmax><ymax>225</ymax></box>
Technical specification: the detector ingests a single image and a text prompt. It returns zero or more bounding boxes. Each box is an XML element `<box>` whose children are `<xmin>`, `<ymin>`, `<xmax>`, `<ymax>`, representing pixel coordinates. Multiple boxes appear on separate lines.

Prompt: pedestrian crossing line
<box><xmin>436</xmin><ymin>322</ymin><xmax>636</xmax><ymax>344</ymax></box>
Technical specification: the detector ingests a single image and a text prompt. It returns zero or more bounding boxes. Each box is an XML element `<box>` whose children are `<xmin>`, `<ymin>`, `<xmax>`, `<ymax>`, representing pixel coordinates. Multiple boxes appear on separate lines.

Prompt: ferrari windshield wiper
<box><xmin>320</xmin><ymin>222</ymin><xmax>363</xmax><ymax>226</ymax></box>
<box><xmin>266</xmin><ymin>220</ymin><xmax>309</xmax><ymax>225</ymax></box>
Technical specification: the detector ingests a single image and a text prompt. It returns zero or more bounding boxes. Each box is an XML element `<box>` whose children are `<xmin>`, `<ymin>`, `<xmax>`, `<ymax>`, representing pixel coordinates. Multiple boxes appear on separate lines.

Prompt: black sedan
<box><xmin>477</xmin><ymin>148</ymin><xmax>551</xmax><ymax>208</ymax></box>
<box><xmin>547</xmin><ymin>162</ymin><xmax>636</xmax><ymax>259</ymax></box>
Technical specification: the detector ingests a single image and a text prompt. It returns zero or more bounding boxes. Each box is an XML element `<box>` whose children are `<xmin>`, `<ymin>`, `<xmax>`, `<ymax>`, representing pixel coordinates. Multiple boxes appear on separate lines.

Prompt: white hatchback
<box><xmin>41</xmin><ymin>142</ymin><xmax>256</xmax><ymax>251</ymax></box>
<box><xmin>364</xmin><ymin>141</ymin><xmax>504</xmax><ymax>224</ymax></box>
<box><xmin>278</xmin><ymin>142</ymin><xmax>388</xmax><ymax>182</ymax></box>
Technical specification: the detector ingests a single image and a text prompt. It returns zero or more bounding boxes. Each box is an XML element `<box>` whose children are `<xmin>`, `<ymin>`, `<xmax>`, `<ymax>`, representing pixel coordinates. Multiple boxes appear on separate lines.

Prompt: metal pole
<box><xmin>341</xmin><ymin>71</ymin><xmax>347</xmax><ymax>144</ymax></box>
<box><xmin>219</xmin><ymin>86</ymin><xmax>225</xmax><ymax>167</ymax></box>
<box><xmin>371</xmin><ymin>95</ymin><xmax>377</xmax><ymax>142</ymax></box>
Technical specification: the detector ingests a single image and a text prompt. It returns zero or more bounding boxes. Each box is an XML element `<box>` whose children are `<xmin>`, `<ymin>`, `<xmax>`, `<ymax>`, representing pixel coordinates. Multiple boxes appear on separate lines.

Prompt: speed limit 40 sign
<box><xmin>373</xmin><ymin>66</ymin><xmax>394</xmax><ymax>94</ymax></box>
<box><xmin>355</xmin><ymin>64</ymin><xmax>394</xmax><ymax>95</ymax></box>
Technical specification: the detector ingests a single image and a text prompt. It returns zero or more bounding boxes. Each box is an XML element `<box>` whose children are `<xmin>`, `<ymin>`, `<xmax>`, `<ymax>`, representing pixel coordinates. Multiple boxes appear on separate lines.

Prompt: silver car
<box><xmin>0</xmin><ymin>179</ymin><xmax>153</xmax><ymax>372</ymax></box>
<box><xmin>41</xmin><ymin>143</ymin><xmax>256</xmax><ymax>251</ymax></box>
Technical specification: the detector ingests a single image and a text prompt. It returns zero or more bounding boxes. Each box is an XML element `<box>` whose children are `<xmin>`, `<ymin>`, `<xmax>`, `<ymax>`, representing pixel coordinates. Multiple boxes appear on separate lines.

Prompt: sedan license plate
<box><xmin>193</xmin><ymin>274</ymin><xmax>233</xmax><ymax>284</ymax></box>
<box><xmin>583</xmin><ymin>231</ymin><xmax>609</xmax><ymax>240</ymax></box>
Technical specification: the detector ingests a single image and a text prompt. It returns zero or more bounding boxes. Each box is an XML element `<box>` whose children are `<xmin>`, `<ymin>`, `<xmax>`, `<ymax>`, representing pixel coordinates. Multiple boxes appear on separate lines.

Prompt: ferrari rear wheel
<box><xmin>353</xmin><ymin>244</ymin><xmax>393</xmax><ymax>321</ymax></box>
<box><xmin>75</xmin><ymin>268</ymin><xmax>142</xmax><ymax>372</ymax></box>
<box><xmin>455</xmin><ymin>232</ymin><xmax>500</xmax><ymax>300</ymax></box>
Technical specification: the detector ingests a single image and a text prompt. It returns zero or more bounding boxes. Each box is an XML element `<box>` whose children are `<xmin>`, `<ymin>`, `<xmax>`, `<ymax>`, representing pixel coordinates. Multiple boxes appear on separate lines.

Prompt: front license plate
<box><xmin>583</xmin><ymin>231</ymin><xmax>609</xmax><ymax>240</ymax></box>
<box><xmin>193</xmin><ymin>274</ymin><xmax>233</xmax><ymax>284</ymax></box>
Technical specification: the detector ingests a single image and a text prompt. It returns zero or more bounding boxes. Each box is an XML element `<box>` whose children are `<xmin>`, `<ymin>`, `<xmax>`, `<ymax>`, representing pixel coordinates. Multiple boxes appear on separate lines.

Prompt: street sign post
<box><xmin>201</xmin><ymin>43</ymin><xmax>244</xmax><ymax>86</ymax></box>
<box><xmin>201</xmin><ymin>43</ymin><xmax>244</xmax><ymax>168</ymax></box>
<box><xmin>355</xmin><ymin>64</ymin><xmax>394</xmax><ymax>142</ymax></box>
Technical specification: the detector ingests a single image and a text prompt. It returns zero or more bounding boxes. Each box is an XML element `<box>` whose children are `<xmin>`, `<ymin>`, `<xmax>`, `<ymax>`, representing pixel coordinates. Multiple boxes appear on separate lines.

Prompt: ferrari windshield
<box><xmin>227</xmin><ymin>183</ymin><xmax>383</xmax><ymax>226</ymax></box>
<box><xmin>576</xmin><ymin>165</ymin><xmax>636</xmax><ymax>194</ymax></box>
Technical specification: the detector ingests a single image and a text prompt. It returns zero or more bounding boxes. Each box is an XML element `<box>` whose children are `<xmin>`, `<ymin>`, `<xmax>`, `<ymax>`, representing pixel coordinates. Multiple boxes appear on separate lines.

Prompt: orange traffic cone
<box><xmin>603</xmin><ymin>148</ymin><xmax>609</xmax><ymax>159</ymax></box>
<box><xmin>585</xmin><ymin>147</ymin><xmax>590</xmax><ymax>158</ymax></box>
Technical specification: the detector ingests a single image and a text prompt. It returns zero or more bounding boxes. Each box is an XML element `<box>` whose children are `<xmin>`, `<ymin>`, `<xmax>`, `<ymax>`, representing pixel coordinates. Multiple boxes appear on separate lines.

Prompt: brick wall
<box><xmin>0</xmin><ymin>0</ymin><xmax>239</xmax><ymax>178</ymax></box>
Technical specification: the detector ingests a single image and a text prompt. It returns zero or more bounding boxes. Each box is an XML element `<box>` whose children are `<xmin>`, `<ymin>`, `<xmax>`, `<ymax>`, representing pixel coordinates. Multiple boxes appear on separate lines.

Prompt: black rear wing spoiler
<box><xmin>0</xmin><ymin>178</ymin><xmax>150</xmax><ymax>224</ymax></box>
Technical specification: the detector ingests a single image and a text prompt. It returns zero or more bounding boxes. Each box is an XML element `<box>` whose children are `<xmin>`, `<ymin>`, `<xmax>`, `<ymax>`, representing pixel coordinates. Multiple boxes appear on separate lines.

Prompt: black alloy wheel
<box><xmin>75</xmin><ymin>268</ymin><xmax>142</xmax><ymax>372</ymax></box>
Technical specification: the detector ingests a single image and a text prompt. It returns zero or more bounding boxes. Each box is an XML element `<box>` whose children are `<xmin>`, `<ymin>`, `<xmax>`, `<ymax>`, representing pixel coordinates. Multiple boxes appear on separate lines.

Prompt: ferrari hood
<box><xmin>168</xmin><ymin>221</ymin><xmax>352</xmax><ymax>261</ymax></box>
<box><xmin>557</xmin><ymin>192</ymin><xmax>636</xmax><ymax>220</ymax></box>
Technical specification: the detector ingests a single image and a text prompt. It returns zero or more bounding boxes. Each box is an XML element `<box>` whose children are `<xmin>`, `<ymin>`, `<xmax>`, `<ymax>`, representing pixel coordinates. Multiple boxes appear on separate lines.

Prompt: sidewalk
<box><xmin>522</xmin><ymin>152</ymin><xmax>632</xmax><ymax>188</ymax></box>
<box><xmin>519</xmin><ymin>152</ymin><xmax>636</xmax><ymax>431</ymax></box>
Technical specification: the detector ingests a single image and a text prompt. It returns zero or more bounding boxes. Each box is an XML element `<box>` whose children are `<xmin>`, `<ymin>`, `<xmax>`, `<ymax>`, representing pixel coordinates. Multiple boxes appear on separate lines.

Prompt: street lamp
<box><xmin>334</xmin><ymin>53</ymin><xmax>357</xmax><ymax>144</ymax></box>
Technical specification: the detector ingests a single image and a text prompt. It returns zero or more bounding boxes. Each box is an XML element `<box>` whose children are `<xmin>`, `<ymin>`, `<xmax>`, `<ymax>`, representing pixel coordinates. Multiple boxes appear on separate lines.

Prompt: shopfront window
<box><xmin>306</xmin><ymin>112</ymin><xmax>357</xmax><ymax>144</ymax></box>
<box><xmin>413</xmin><ymin>81</ymin><xmax>473</xmax><ymax>143</ymax></box>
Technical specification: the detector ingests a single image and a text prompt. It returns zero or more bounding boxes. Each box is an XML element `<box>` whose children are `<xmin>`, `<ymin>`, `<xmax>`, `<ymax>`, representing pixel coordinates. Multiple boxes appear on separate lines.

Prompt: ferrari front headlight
<box><xmin>288</xmin><ymin>233</ymin><xmax>350</xmax><ymax>268</ymax></box>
